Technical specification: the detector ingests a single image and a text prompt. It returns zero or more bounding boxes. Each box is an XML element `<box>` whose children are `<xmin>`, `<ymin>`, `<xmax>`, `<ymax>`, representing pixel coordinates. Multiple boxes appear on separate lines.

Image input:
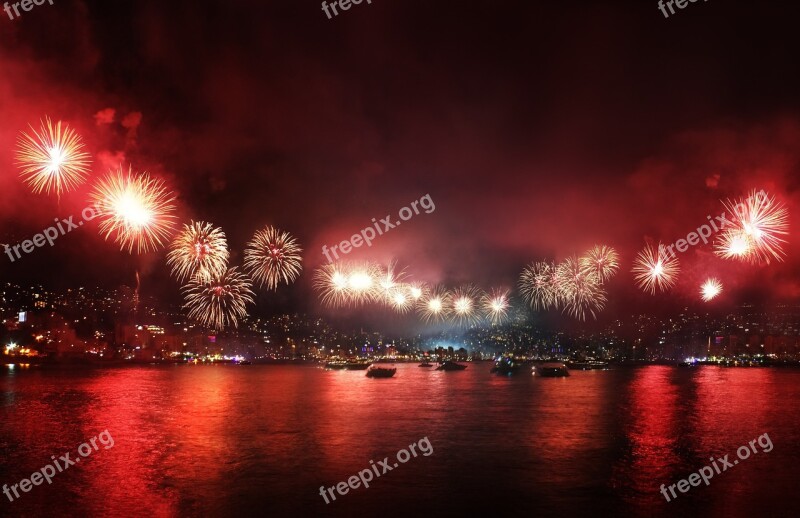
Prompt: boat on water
<box><xmin>566</xmin><ymin>360</ymin><xmax>608</xmax><ymax>370</ymax></box>
<box><xmin>436</xmin><ymin>361</ymin><xmax>467</xmax><ymax>371</ymax></box>
<box><xmin>366</xmin><ymin>366</ymin><xmax>397</xmax><ymax>378</ymax></box>
<box><xmin>533</xmin><ymin>362</ymin><xmax>569</xmax><ymax>377</ymax></box>
<box><xmin>325</xmin><ymin>360</ymin><xmax>372</xmax><ymax>370</ymax></box>
<box><xmin>418</xmin><ymin>361</ymin><xmax>434</xmax><ymax>367</ymax></box>
<box><xmin>490</xmin><ymin>357</ymin><xmax>521</xmax><ymax>375</ymax></box>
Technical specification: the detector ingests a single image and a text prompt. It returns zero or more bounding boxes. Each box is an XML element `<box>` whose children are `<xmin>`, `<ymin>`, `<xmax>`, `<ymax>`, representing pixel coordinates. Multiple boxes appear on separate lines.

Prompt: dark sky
<box><xmin>2</xmin><ymin>0</ymin><xmax>800</xmax><ymax>328</ymax></box>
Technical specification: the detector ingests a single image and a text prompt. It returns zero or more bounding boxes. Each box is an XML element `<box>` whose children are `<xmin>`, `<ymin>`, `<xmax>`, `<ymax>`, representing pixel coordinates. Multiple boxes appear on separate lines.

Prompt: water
<box><xmin>1</xmin><ymin>364</ymin><xmax>799</xmax><ymax>517</ymax></box>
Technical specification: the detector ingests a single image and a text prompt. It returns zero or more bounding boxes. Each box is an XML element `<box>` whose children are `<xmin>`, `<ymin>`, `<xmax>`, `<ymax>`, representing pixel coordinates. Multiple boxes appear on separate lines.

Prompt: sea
<box><xmin>1</xmin><ymin>363</ymin><xmax>799</xmax><ymax>517</ymax></box>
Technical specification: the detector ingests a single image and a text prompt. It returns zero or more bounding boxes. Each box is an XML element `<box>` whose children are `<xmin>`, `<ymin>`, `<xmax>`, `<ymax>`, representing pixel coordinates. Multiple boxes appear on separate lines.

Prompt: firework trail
<box><xmin>167</xmin><ymin>221</ymin><xmax>229</xmax><ymax>282</ymax></box>
<box><xmin>15</xmin><ymin>117</ymin><xmax>92</xmax><ymax>197</ymax></box>
<box><xmin>90</xmin><ymin>166</ymin><xmax>177</xmax><ymax>254</ymax></box>
<box><xmin>632</xmin><ymin>243</ymin><xmax>680</xmax><ymax>294</ymax></box>
<box><xmin>417</xmin><ymin>285</ymin><xmax>451</xmax><ymax>323</ymax></box>
<box><xmin>482</xmin><ymin>288</ymin><xmax>511</xmax><ymax>324</ymax></box>
<box><xmin>450</xmin><ymin>285</ymin><xmax>483</xmax><ymax>326</ymax></box>
<box><xmin>519</xmin><ymin>261</ymin><xmax>562</xmax><ymax>311</ymax></box>
<box><xmin>556</xmin><ymin>256</ymin><xmax>607</xmax><ymax>321</ymax></box>
<box><xmin>183</xmin><ymin>267</ymin><xmax>255</xmax><ymax>331</ymax></box>
<box><xmin>715</xmin><ymin>190</ymin><xmax>789</xmax><ymax>265</ymax></box>
<box><xmin>701</xmin><ymin>278</ymin><xmax>723</xmax><ymax>302</ymax></box>
<box><xmin>580</xmin><ymin>245</ymin><xmax>620</xmax><ymax>283</ymax></box>
<box><xmin>244</xmin><ymin>226</ymin><xmax>303</xmax><ymax>290</ymax></box>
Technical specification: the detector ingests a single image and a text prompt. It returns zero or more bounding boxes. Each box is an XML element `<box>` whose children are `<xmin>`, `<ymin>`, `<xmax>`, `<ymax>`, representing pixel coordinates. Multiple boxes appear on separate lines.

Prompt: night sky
<box><xmin>2</xmin><ymin>0</ymin><xmax>800</xmax><ymax>328</ymax></box>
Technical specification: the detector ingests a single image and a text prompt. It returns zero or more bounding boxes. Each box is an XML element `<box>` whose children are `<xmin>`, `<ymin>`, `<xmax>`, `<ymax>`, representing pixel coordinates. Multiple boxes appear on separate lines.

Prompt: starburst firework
<box><xmin>700</xmin><ymin>278</ymin><xmax>723</xmax><ymax>302</ymax></box>
<box><xmin>580</xmin><ymin>245</ymin><xmax>620</xmax><ymax>283</ymax></box>
<box><xmin>15</xmin><ymin>117</ymin><xmax>92</xmax><ymax>196</ymax></box>
<box><xmin>182</xmin><ymin>267</ymin><xmax>255</xmax><ymax>331</ymax></box>
<box><xmin>715</xmin><ymin>190</ymin><xmax>789</xmax><ymax>264</ymax></box>
<box><xmin>167</xmin><ymin>221</ymin><xmax>229</xmax><ymax>282</ymax></box>
<box><xmin>90</xmin><ymin>166</ymin><xmax>177</xmax><ymax>254</ymax></box>
<box><xmin>244</xmin><ymin>226</ymin><xmax>303</xmax><ymax>290</ymax></box>
<box><xmin>632</xmin><ymin>243</ymin><xmax>680</xmax><ymax>294</ymax></box>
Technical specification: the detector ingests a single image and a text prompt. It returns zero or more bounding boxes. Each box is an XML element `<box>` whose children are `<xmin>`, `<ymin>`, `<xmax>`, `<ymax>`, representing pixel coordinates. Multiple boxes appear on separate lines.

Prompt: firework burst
<box><xmin>715</xmin><ymin>190</ymin><xmax>789</xmax><ymax>264</ymax></box>
<box><xmin>482</xmin><ymin>288</ymin><xmax>511</xmax><ymax>324</ymax></box>
<box><xmin>167</xmin><ymin>221</ymin><xmax>229</xmax><ymax>283</ymax></box>
<box><xmin>387</xmin><ymin>287</ymin><xmax>413</xmax><ymax>314</ymax></box>
<box><xmin>450</xmin><ymin>285</ymin><xmax>483</xmax><ymax>326</ymax></box>
<box><xmin>15</xmin><ymin>117</ymin><xmax>92</xmax><ymax>197</ymax></box>
<box><xmin>90</xmin><ymin>166</ymin><xmax>177</xmax><ymax>254</ymax></box>
<box><xmin>183</xmin><ymin>267</ymin><xmax>255</xmax><ymax>331</ymax></box>
<box><xmin>519</xmin><ymin>261</ymin><xmax>562</xmax><ymax>311</ymax></box>
<box><xmin>701</xmin><ymin>278</ymin><xmax>723</xmax><ymax>302</ymax></box>
<box><xmin>580</xmin><ymin>245</ymin><xmax>620</xmax><ymax>283</ymax></box>
<box><xmin>632</xmin><ymin>243</ymin><xmax>680</xmax><ymax>294</ymax></box>
<box><xmin>556</xmin><ymin>257</ymin><xmax>607</xmax><ymax>321</ymax></box>
<box><xmin>417</xmin><ymin>285</ymin><xmax>451</xmax><ymax>323</ymax></box>
<box><xmin>244</xmin><ymin>226</ymin><xmax>303</xmax><ymax>290</ymax></box>
<box><xmin>313</xmin><ymin>261</ymin><xmax>380</xmax><ymax>307</ymax></box>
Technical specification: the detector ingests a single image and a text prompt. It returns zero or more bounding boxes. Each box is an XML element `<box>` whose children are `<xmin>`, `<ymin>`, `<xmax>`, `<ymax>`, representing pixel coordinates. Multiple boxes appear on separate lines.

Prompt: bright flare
<box><xmin>244</xmin><ymin>226</ymin><xmax>303</xmax><ymax>290</ymax></box>
<box><xmin>701</xmin><ymin>278</ymin><xmax>723</xmax><ymax>302</ymax></box>
<box><xmin>167</xmin><ymin>221</ymin><xmax>229</xmax><ymax>282</ymax></box>
<box><xmin>15</xmin><ymin>117</ymin><xmax>92</xmax><ymax>196</ymax></box>
<box><xmin>90</xmin><ymin>166</ymin><xmax>177</xmax><ymax>254</ymax></box>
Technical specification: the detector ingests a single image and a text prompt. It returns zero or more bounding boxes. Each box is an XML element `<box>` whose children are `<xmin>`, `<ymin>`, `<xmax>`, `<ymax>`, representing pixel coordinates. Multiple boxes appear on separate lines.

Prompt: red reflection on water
<box><xmin>612</xmin><ymin>366</ymin><xmax>681</xmax><ymax>497</ymax></box>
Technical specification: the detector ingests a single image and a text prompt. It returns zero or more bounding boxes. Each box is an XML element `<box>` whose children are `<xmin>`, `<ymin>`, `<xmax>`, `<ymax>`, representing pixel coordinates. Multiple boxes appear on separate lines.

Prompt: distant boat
<box><xmin>533</xmin><ymin>362</ymin><xmax>569</xmax><ymax>377</ymax></box>
<box><xmin>237</xmin><ymin>360</ymin><xmax>252</xmax><ymax>365</ymax></box>
<box><xmin>366</xmin><ymin>366</ymin><xmax>396</xmax><ymax>378</ymax></box>
<box><xmin>418</xmin><ymin>361</ymin><xmax>434</xmax><ymax>368</ymax></box>
<box><xmin>490</xmin><ymin>357</ymin><xmax>521</xmax><ymax>375</ymax></box>
<box><xmin>566</xmin><ymin>360</ymin><xmax>608</xmax><ymax>370</ymax></box>
<box><xmin>325</xmin><ymin>360</ymin><xmax>372</xmax><ymax>370</ymax></box>
<box><xmin>436</xmin><ymin>361</ymin><xmax>467</xmax><ymax>371</ymax></box>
